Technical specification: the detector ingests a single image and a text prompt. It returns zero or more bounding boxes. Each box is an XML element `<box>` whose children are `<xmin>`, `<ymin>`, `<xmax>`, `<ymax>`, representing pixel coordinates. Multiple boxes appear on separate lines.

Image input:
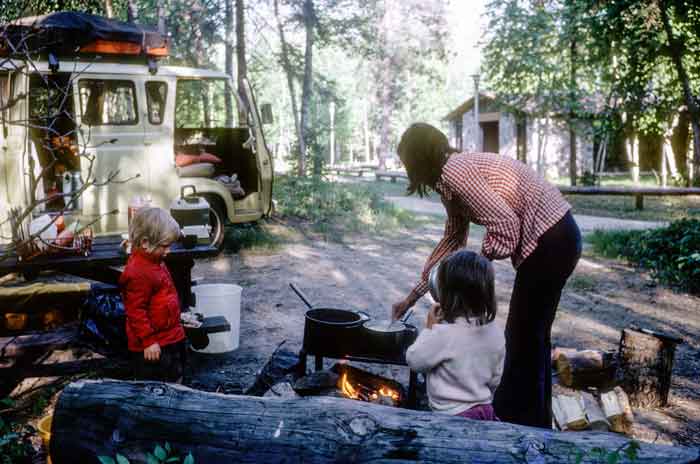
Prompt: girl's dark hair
<box><xmin>437</xmin><ymin>250</ymin><xmax>497</xmax><ymax>325</ymax></box>
<box><xmin>397</xmin><ymin>122</ymin><xmax>459</xmax><ymax>197</ymax></box>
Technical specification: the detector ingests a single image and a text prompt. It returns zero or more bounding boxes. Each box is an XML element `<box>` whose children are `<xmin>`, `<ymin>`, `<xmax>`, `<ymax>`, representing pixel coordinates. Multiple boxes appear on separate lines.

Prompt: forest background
<box><xmin>2</xmin><ymin>0</ymin><xmax>700</xmax><ymax>185</ymax></box>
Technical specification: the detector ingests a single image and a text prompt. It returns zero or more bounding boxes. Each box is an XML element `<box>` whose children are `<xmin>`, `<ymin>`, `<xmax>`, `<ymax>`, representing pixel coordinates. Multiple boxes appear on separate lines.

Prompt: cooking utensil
<box><xmin>361</xmin><ymin>308</ymin><xmax>417</xmax><ymax>361</ymax></box>
<box><xmin>290</xmin><ymin>283</ymin><xmax>369</xmax><ymax>358</ymax></box>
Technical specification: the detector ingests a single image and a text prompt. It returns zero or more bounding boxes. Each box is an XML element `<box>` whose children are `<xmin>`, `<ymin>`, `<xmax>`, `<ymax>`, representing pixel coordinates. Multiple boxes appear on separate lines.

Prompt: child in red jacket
<box><xmin>119</xmin><ymin>207</ymin><xmax>185</xmax><ymax>382</ymax></box>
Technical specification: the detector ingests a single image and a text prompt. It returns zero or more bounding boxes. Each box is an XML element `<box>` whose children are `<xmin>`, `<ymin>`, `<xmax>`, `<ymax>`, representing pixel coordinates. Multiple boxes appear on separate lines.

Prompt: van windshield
<box><xmin>175</xmin><ymin>78</ymin><xmax>240</xmax><ymax>129</ymax></box>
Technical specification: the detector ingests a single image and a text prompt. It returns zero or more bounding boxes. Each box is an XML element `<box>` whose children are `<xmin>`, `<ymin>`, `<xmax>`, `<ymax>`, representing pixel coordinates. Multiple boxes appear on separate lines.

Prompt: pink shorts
<box><xmin>456</xmin><ymin>404</ymin><xmax>500</xmax><ymax>421</ymax></box>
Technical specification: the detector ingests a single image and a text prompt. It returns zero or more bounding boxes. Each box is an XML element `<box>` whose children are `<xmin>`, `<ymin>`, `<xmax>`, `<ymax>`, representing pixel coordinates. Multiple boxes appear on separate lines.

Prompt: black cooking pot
<box><xmin>359</xmin><ymin>319</ymin><xmax>418</xmax><ymax>363</ymax></box>
<box><xmin>291</xmin><ymin>284</ymin><xmax>369</xmax><ymax>357</ymax></box>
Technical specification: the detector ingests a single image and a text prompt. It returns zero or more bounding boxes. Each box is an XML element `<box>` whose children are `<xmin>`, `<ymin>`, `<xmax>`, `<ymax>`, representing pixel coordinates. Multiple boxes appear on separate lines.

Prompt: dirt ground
<box><xmin>185</xmin><ymin>218</ymin><xmax>700</xmax><ymax>447</ymax></box>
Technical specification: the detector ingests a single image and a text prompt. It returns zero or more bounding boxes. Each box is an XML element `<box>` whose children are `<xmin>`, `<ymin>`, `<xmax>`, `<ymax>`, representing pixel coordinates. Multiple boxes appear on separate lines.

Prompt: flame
<box><xmin>339</xmin><ymin>372</ymin><xmax>400</xmax><ymax>403</ymax></box>
<box><xmin>340</xmin><ymin>373</ymin><xmax>359</xmax><ymax>399</ymax></box>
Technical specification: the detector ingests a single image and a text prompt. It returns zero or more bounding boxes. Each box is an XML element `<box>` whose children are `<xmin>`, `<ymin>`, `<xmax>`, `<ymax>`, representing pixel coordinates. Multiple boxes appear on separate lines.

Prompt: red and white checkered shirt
<box><xmin>411</xmin><ymin>152</ymin><xmax>571</xmax><ymax>299</ymax></box>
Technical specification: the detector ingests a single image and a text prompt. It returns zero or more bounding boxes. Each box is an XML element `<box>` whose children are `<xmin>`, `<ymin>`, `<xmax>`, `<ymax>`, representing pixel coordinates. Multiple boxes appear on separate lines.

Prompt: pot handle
<box><xmin>355</xmin><ymin>310</ymin><xmax>371</xmax><ymax>321</ymax></box>
<box><xmin>289</xmin><ymin>283</ymin><xmax>314</xmax><ymax>310</ymax></box>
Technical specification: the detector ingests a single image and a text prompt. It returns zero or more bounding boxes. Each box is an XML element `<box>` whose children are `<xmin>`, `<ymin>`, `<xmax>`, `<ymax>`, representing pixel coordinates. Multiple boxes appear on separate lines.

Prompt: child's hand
<box><xmin>144</xmin><ymin>343</ymin><xmax>161</xmax><ymax>362</ymax></box>
<box><xmin>426</xmin><ymin>303</ymin><xmax>442</xmax><ymax>329</ymax></box>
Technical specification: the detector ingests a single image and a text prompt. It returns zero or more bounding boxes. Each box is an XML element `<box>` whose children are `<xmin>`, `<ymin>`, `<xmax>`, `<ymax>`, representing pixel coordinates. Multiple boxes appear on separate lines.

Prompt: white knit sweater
<box><xmin>406</xmin><ymin>318</ymin><xmax>505</xmax><ymax>415</ymax></box>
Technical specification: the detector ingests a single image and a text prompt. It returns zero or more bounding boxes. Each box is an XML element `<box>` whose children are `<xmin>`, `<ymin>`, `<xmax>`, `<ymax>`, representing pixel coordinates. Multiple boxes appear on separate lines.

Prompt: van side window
<box><xmin>79</xmin><ymin>80</ymin><xmax>138</xmax><ymax>125</ymax></box>
<box><xmin>146</xmin><ymin>81</ymin><xmax>167</xmax><ymax>125</ymax></box>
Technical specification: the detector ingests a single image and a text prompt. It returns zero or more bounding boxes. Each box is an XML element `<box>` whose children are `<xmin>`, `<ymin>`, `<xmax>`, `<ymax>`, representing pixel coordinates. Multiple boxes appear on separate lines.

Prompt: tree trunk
<box><xmin>660</xmin><ymin>1</ymin><xmax>700</xmax><ymax>186</ymax></box>
<box><xmin>569</xmin><ymin>34</ymin><xmax>577</xmax><ymax>186</ymax></box>
<box><xmin>618</xmin><ymin>328</ymin><xmax>681</xmax><ymax>408</ymax></box>
<box><xmin>235</xmin><ymin>0</ymin><xmax>248</xmax><ymax>124</ymax></box>
<box><xmin>103</xmin><ymin>0</ymin><xmax>114</xmax><ymax>18</ymax></box>
<box><xmin>126</xmin><ymin>0</ymin><xmax>138</xmax><ymax>22</ymax></box>
<box><xmin>376</xmin><ymin>0</ymin><xmax>395</xmax><ymax>171</ymax></box>
<box><xmin>274</xmin><ymin>0</ymin><xmax>304</xmax><ymax>175</ymax></box>
<box><xmin>225</xmin><ymin>0</ymin><xmax>234</xmax><ymax>127</ymax></box>
<box><xmin>300</xmin><ymin>0</ymin><xmax>316</xmax><ymax>175</ymax></box>
<box><xmin>156</xmin><ymin>0</ymin><xmax>166</xmax><ymax>35</ymax></box>
<box><xmin>50</xmin><ymin>380</ymin><xmax>698</xmax><ymax>463</ymax></box>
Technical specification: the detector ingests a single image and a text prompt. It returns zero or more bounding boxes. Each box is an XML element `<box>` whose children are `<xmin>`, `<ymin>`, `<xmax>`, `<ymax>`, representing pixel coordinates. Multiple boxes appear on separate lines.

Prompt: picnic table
<box><xmin>0</xmin><ymin>236</ymin><xmax>228</xmax><ymax>388</ymax></box>
<box><xmin>0</xmin><ymin>235</ymin><xmax>217</xmax><ymax>309</ymax></box>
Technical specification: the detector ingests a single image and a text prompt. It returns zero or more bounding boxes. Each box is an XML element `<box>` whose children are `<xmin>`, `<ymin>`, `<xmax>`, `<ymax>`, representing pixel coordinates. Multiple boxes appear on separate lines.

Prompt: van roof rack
<box><xmin>1</xmin><ymin>12</ymin><xmax>169</xmax><ymax>66</ymax></box>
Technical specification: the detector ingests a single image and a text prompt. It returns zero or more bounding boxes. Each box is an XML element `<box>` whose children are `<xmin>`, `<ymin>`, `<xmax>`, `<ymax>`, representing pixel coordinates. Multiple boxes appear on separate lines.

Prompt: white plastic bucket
<box><xmin>191</xmin><ymin>284</ymin><xmax>242</xmax><ymax>354</ymax></box>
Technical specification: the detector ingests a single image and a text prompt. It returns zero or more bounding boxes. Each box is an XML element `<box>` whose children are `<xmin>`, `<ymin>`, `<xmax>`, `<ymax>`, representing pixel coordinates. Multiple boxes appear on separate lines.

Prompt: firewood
<box><xmin>551</xmin><ymin>347</ymin><xmax>579</xmax><ymax>370</ymax></box>
<box><xmin>556</xmin><ymin>349</ymin><xmax>616</xmax><ymax>389</ymax></box>
<box><xmin>50</xmin><ymin>380</ymin><xmax>698</xmax><ymax>463</ymax></box>
<box><xmin>600</xmin><ymin>387</ymin><xmax>634</xmax><ymax>434</ymax></box>
<box><xmin>552</xmin><ymin>394</ymin><xmax>588</xmax><ymax>431</ymax></box>
<box><xmin>580</xmin><ymin>391</ymin><xmax>610</xmax><ymax>432</ymax></box>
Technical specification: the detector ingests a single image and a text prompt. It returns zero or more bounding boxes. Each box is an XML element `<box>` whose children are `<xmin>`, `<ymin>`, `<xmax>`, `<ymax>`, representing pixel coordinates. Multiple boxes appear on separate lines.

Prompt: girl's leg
<box><xmin>493</xmin><ymin>212</ymin><xmax>581</xmax><ymax>428</ymax></box>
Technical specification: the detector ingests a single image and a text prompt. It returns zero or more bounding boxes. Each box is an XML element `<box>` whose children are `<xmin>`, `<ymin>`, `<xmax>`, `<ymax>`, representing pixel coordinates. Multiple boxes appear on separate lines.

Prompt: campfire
<box><xmin>333</xmin><ymin>363</ymin><xmax>404</xmax><ymax>407</ymax></box>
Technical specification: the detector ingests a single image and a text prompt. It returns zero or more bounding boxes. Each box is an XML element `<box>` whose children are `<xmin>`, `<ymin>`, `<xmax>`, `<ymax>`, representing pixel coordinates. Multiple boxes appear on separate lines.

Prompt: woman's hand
<box><xmin>392</xmin><ymin>297</ymin><xmax>414</xmax><ymax>321</ymax></box>
<box><xmin>144</xmin><ymin>343</ymin><xmax>161</xmax><ymax>362</ymax></box>
<box><xmin>426</xmin><ymin>303</ymin><xmax>442</xmax><ymax>329</ymax></box>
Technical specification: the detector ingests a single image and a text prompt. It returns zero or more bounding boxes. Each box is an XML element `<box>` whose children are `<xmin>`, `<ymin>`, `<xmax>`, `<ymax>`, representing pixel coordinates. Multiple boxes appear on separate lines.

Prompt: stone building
<box><xmin>443</xmin><ymin>92</ymin><xmax>595</xmax><ymax>181</ymax></box>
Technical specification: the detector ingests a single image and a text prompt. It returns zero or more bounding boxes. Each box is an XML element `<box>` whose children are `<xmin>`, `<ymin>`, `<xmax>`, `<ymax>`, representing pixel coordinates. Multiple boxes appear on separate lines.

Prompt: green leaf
<box><xmin>165</xmin><ymin>458</ymin><xmax>179</xmax><ymax>463</ymax></box>
<box><xmin>116</xmin><ymin>454</ymin><xmax>130</xmax><ymax>464</ymax></box>
<box><xmin>146</xmin><ymin>453</ymin><xmax>160</xmax><ymax>464</ymax></box>
<box><xmin>183</xmin><ymin>452</ymin><xmax>194</xmax><ymax>464</ymax></box>
<box><xmin>154</xmin><ymin>445</ymin><xmax>167</xmax><ymax>461</ymax></box>
<box><xmin>97</xmin><ymin>457</ymin><xmax>117</xmax><ymax>464</ymax></box>
<box><xmin>164</xmin><ymin>442</ymin><xmax>171</xmax><ymax>454</ymax></box>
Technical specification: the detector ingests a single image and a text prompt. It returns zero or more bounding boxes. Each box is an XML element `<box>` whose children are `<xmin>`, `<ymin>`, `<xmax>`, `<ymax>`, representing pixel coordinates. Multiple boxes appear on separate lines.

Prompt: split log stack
<box><xmin>618</xmin><ymin>328</ymin><xmax>683</xmax><ymax>408</ymax></box>
<box><xmin>50</xmin><ymin>380</ymin><xmax>699</xmax><ymax>464</ymax></box>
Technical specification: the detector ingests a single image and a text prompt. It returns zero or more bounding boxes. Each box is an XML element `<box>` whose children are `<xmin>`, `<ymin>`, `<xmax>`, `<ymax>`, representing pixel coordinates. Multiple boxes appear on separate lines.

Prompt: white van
<box><xmin>0</xmin><ymin>14</ymin><xmax>273</xmax><ymax>249</ymax></box>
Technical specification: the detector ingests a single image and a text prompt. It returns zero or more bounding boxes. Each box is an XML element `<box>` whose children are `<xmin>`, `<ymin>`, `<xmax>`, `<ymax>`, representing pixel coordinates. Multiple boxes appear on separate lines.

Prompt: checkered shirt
<box><xmin>411</xmin><ymin>152</ymin><xmax>571</xmax><ymax>299</ymax></box>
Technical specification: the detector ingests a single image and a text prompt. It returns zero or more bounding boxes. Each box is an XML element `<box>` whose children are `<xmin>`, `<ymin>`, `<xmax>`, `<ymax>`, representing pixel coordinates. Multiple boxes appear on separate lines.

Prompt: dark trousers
<box><xmin>131</xmin><ymin>340</ymin><xmax>186</xmax><ymax>383</ymax></box>
<box><xmin>493</xmin><ymin>211</ymin><xmax>581</xmax><ymax>428</ymax></box>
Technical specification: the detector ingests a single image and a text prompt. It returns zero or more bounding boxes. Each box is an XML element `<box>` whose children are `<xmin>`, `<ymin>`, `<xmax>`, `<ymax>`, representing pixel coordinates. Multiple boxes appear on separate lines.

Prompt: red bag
<box><xmin>199</xmin><ymin>152</ymin><xmax>222</xmax><ymax>164</ymax></box>
<box><xmin>175</xmin><ymin>153</ymin><xmax>199</xmax><ymax>167</ymax></box>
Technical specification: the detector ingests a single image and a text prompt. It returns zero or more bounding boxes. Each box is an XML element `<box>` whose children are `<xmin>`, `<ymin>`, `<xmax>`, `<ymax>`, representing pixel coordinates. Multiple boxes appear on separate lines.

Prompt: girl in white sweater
<box><xmin>406</xmin><ymin>250</ymin><xmax>505</xmax><ymax>420</ymax></box>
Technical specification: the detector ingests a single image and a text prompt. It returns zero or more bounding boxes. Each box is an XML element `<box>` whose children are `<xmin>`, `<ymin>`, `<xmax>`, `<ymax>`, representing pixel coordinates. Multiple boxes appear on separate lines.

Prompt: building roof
<box><xmin>442</xmin><ymin>91</ymin><xmax>497</xmax><ymax>121</ymax></box>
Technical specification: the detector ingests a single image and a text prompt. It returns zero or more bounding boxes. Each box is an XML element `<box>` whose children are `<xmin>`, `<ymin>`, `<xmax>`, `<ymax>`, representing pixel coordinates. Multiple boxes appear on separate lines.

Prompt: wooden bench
<box><xmin>327</xmin><ymin>166</ymin><xmax>366</xmax><ymax>177</ymax></box>
<box><xmin>374</xmin><ymin>170</ymin><xmax>408</xmax><ymax>182</ymax></box>
<box><xmin>558</xmin><ymin>186</ymin><xmax>700</xmax><ymax>210</ymax></box>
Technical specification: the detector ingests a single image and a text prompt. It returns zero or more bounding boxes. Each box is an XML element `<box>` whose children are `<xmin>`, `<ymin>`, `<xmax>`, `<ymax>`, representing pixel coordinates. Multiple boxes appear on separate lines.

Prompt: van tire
<box><xmin>204</xmin><ymin>195</ymin><xmax>226</xmax><ymax>250</ymax></box>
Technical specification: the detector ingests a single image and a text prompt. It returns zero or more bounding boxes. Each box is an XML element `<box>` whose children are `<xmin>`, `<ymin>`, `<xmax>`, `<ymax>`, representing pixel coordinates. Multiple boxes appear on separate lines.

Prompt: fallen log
<box><xmin>51</xmin><ymin>380</ymin><xmax>698</xmax><ymax>464</ymax></box>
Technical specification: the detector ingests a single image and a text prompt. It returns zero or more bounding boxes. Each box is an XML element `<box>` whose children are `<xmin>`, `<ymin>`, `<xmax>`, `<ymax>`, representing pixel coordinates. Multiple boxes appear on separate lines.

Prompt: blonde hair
<box><xmin>129</xmin><ymin>207</ymin><xmax>180</xmax><ymax>252</ymax></box>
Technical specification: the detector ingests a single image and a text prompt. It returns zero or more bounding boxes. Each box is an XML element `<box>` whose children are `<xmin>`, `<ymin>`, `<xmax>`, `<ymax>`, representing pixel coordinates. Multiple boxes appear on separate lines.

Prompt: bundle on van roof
<box><xmin>1</xmin><ymin>12</ymin><xmax>168</xmax><ymax>59</ymax></box>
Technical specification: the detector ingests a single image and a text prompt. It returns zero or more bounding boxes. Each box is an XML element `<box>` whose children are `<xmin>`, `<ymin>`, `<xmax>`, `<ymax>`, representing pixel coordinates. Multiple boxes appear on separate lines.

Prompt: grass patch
<box><xmin>223</xmin><ymin>221</ymin><xmax>282</xmax><ymax>253</ymax></box>
<box><xmin>567</xmin><ymin>274</ymin><xmax>598</xmax><ymax>292</ymax></box>
<box><xmin>565</xmin><ymin>195</ymin><xmax>700</xmax><ymax>222</ymax></box>
<box><xmin>272</xmin><ymin>175</ymin><xmax>423</xmax><ymax>240</ymax></box>
<box><xmin>588</xmin><ymin>219</ymin><xmax>700</xmax><ymax>294</ymax></box>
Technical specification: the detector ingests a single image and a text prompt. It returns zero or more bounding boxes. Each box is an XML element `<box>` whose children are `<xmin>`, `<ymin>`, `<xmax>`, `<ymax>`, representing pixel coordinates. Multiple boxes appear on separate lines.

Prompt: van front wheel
<box><xmin>206</xmin><ymin>197</ymin><xmax>226</xmax><ymax>250</ymax></box>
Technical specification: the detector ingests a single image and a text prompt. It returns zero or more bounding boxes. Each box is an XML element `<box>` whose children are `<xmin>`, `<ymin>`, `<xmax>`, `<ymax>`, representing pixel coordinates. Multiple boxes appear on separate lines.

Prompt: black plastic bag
<box><xmin>79</xmin><ymin>285</ymin><xmax>128</xmax><ymax>357</ymax></box>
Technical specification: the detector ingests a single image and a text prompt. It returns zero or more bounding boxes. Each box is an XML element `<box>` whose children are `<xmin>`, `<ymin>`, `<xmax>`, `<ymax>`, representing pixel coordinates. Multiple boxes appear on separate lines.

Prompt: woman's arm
<box><xmin>412</xmin><ymin>198</ymin><xmax>469</xmax><ymax>298</ymax></box>
<box><xmin>393</xmin><ymin>202</ymin><xmax>468</xmax><ymax>319</ymax></box>
<box><xmin>441</xmin><ymin>162</ymin><xmax>520</xmax><ymax>260</ymax></box>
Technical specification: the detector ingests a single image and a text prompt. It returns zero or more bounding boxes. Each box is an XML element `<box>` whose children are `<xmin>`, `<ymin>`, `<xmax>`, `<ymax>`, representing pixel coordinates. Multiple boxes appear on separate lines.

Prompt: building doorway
<box><xmin>481</xmin><ymin>121</ymin><xmax>499</xmax><ymax>153</ymax></box>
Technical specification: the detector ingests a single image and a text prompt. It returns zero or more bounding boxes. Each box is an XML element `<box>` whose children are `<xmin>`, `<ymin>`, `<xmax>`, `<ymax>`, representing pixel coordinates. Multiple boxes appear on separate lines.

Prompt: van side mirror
<box><xmin>260</xmin><ymin>103</ymin><xmax>273</xmax><ymax>125</ymax></box>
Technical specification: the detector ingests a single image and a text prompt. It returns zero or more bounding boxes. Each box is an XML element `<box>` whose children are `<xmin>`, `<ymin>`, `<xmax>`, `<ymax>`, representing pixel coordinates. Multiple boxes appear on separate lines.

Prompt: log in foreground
<box><xmin>52</xmin><ymin>380</ymin><xmax>698</xmax><ymax>464</ymax></box>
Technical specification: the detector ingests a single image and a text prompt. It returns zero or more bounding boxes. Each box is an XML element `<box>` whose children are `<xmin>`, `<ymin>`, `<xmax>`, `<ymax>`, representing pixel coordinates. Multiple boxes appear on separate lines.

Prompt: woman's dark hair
<box><xmin>437</xmin><ymin>250</ymin><xmax>497</xmax><ymax>325</ymax></box>
<box><xmin>397</xmin><ymin>123</ymin><xmax>459</xmax><ymax>197</ymax></box>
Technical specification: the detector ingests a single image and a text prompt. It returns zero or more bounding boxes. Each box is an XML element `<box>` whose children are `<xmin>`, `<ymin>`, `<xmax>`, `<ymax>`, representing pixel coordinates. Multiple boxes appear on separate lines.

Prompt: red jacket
<box><xmin>119</xmin><ymin>249</ymin><xmax>185</xmax><ymax>352</ymax></box>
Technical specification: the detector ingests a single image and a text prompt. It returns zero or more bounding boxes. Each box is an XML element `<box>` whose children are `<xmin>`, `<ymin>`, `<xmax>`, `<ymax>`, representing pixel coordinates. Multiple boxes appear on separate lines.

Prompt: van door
<box><xmin>74</xmin><ymin>76</ymin><xmax>149</xmax><ymax>235</ymax></box>
<box><xmin>241</xmin><ymin>79</ymin><xmax>273</xmax><ymax>216</ymax></box>
<box><xmin>141</xmin><ymin>77</ymin><xmax>178</xmax><ymax>212</ymax></box>
<box><xmin>0</xmin><ymin>71</ymin><xmax>29</xmax><ymax>243</ymax></box>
